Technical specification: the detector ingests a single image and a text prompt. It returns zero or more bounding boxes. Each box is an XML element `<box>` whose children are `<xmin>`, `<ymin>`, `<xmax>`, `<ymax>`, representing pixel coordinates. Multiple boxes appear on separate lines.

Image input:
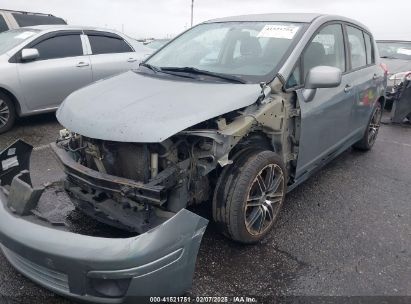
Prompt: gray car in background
<box><xmin>377</xmin><ymin>40</ymin><xmax>411</xmax><ymax>101</ymax></box>
<box><xmin>0</xmin><ymin>25</ymin><xmax>151</xmax><ymax>133</ymax></box>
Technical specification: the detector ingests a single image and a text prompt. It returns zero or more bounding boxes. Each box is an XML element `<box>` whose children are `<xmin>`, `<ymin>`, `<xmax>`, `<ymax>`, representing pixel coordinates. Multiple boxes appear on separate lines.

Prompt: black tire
<box><xmin>353</xmin><ymin>102</ymin><xmax>382</xmax><ymax>151</ymax></box>
<box><xmin>0</xmin><ymin>93</ymin><xmax>16</xmax><ymax>134</ymax></box>
<box><xmin>213</xmin><ymin>150</ymin><xmax>287</xmax><ymax>244</ymax></box>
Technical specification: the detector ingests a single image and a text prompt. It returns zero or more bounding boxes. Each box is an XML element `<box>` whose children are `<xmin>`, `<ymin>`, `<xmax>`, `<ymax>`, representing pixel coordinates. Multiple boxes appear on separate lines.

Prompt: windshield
<box><xmin>377</xmin><ymin>41</ymin><xmax>411</xmax><ymax>60</ymax></box>
<box><xmin>0</xmin><ymin>29</ymin><xmax>40</xmax><ymax>55</ymax></box>
<box><xmin>146</xmin><ymin>22</ymin><xmax>303</xmax><ymax>83</ymax></box>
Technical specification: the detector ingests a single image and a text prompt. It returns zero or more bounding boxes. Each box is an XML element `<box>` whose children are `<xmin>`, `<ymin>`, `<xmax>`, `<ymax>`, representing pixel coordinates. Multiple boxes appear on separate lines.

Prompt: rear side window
<box><xmin>88</xmin><ymin>35</ymin><xmax>133</xmax><ymax>55</ymax></box>
<box><xmin>347</xmin><ymin>26</ymin><xmax>367</xmax><ymax>69</ymax></box>
<box><xmin>0</xmin><ymin>15</ymin><xmax>8</xmax><ymax>33</ymax></box>
<box><xmin>34</xmin><ymin>34</ymin><xmax>83</xmax><ymax>60</ymax></box>
<box><xmin>303</xmin><ymin>24</ymin><xmax>346</xmax><ymax>81</ymax></box>
<box><xmin>364</xmin><ymin>32</ymin><xmax>375</xmax><ymax>65</ymax></box>
<box><xmin>12</xmin><ymin>13</ymin><xmax>66</xmax><ymax>27</ymax></box>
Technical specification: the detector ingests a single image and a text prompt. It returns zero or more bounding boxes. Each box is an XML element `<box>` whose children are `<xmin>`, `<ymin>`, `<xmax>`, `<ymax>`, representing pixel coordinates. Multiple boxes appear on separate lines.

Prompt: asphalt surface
<box><xmin>0</xmin><ymin>113</ymin><xmax>410</xmax><ymax>303</ymax></box>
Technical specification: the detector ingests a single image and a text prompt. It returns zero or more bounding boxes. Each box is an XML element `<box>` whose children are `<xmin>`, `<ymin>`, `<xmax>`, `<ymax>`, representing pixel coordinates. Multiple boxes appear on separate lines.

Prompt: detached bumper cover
<box><xmin>0</xmin><ymin>141</ymin><xmax>208</xmax><ymax>303</ymax></box>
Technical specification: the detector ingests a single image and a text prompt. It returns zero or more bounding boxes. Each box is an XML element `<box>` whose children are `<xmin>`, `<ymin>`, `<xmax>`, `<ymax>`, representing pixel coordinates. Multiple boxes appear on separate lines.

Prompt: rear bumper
<box><xmin>0</xmin><ymin>189</ymin><xmax>207</xmax><ymax>302</ymax></box>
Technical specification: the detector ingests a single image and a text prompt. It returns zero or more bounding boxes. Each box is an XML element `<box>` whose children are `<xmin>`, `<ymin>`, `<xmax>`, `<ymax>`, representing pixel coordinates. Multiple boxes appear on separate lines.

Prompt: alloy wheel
<box><xmin>0</xmin><ymin>99</ymin><xmax>10</xmax><ymax>128</ymax></box>
<box><xmin>245</xmin><ymin>164</ymin><xmax>285</xmax><ymax>235</ymax></box>
<box><xmin>368</xmin><ymin>105</ymin><xmax>382</xmax><ymax>146</ymax></box>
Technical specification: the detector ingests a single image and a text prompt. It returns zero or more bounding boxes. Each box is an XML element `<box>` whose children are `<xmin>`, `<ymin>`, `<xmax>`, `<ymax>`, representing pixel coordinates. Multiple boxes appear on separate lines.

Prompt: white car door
<box><xmin>84</xmin><ymin>31</ymin><xmax>140</xmax><ymax>81</ymax></box>
<box><xmin>16</xmin><ymin>31</ymin><xmax>93</xmax><ymax>111</ymax></box>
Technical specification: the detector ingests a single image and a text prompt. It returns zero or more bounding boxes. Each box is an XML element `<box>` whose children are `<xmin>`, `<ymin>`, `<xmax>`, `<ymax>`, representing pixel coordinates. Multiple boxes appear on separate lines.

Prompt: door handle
<box><xmin>76</xmin><ymin>62</ymin><xmax>89</xmax><ymax>67</ymax></box>
<box><xmin>344</xmin><ymin>84</ymin><xmax>352</xmax><ymax>93</ymax></box>
<box><xmin>373</xmin><ymin>74</ymin><xmax>379</xmax><ymax>80</ymax></box>
<box><xmin>127</xmin><ymin>58</ymin><xmax>138</xmax><ymax>63</ymax></box>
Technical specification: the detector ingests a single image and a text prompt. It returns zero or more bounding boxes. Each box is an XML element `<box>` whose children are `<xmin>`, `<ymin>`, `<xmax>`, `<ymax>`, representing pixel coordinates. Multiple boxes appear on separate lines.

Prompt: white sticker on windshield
<box><xmin>1</xmin><ymin>156</ymin><xmax>19</xmax><ymax>171</ymax></box>
<box><xmin>397</xmin><ymin>48</ymin><xmax>411</xmax><ymax>56</ymax></box>
<box><xmin>258</xmin><ymin>25</ymin><xmax>300</xmax><ymax>39</ymax></box>
<box><xmin>15</xmin><ymin>31</ymin><xmax>36</xmax><ymax>40</ymax></box>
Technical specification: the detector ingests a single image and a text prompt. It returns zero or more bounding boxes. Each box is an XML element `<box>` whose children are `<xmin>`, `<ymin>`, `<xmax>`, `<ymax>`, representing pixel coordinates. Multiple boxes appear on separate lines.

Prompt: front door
<box><xmin>294</xmin><ymin>23</ymin><xmax>355</xmax><ymax>179</ymax></box>
<box><xmin>17</xmin><ymin>32</ymin><xmax>93</xmax><ymax>111</ymax></box>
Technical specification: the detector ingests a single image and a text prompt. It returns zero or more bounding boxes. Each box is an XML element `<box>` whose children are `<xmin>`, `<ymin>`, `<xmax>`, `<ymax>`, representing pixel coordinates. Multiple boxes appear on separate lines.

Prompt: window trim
<box><xmin>84</xmin><ymin>30</ymin><xmax>134</xmax><ymax>55</ymax></box>
<box><xmin>363</xmin><ymin>31</ymin><xmax>375</xmax><ymax>66</ymax></box>
<box><xmin>285</xmin><ymin>21</ymin><xmax>347</xmax><ymax>92</ymax></box>
<box><xmin>10</xmin><ymin>30</ymin><xmax>85</xmax><ymax>63</ymax></box>
<box><xmin>343</xmin><ymin>22</ymin><xmax>376</xmax><ymax>73</ymax></box>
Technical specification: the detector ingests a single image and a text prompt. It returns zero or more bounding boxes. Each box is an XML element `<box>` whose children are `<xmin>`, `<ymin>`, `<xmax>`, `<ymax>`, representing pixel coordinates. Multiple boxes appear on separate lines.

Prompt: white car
<box><xmin>0</xmin><ymin>25</ymin><xmax>152</xmax><ymax>133</ymax></box>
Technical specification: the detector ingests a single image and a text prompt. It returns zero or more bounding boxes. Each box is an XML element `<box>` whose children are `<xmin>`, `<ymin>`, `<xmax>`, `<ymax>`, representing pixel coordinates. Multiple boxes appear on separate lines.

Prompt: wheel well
<box><xmin>230</xmin><ymin>131</ymin><xmax>274</xmax><ymax>157</ymax></box>
<box><xmin>377</xmin><ymin>96</ymin><xmax>385</xmax><ymax>108</ymax></box>
<box><xmin>0</xmin><ymin>87</ymin><xmax>21</xmax><ymax>116</ymax></box>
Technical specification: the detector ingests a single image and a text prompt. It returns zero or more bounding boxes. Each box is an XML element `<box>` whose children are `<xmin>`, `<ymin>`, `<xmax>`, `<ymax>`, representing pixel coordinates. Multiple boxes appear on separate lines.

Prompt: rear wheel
<box><xmin>353</xmin><ymin>102</ymin><xmax>382</xmax><ymax>151</ymax></box>
<box><xmin>0</xmin><ymin>93</ymin><xmax>16</xmax><ymax>134</ymax></box>
<box><xmin>213</xmin><ymin>150</ymin><xmax>287</xmax><ymax>244</ymax></box>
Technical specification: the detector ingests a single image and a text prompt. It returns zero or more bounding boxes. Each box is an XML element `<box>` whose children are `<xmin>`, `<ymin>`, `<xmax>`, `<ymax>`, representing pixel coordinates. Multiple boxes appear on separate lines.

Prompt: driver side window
<box><xmin>287</xmin><ymin>24</ymin><xmax>346</xmax><ymax>89</ymax></box>
<box><xmin>303</xmin><ymin>24</ymin><xmax>346</xmax><ymax>80</ymax></box>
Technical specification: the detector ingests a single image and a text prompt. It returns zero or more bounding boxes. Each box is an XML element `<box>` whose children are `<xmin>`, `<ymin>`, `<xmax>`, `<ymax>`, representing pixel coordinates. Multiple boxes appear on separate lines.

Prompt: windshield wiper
<box><xmin>159</xmin><ymin>67</ymin><xmax>247</xmax><ymax>84</ymax></box>
<box><xmin>139</xmin><ymin>62</ymin><xmax>161</xmax><ymax>73</ymax></box>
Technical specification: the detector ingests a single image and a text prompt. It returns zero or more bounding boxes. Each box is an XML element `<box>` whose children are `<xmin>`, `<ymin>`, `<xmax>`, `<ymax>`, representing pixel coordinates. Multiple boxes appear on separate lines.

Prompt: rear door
<box><xmin>16</xmin><ymin>31</ymin><xmax>93</xmax><ymax>111</ymax></box>
<box><xmin>84</xmin><ymin>31</ymin><xmax>139</xmax><ymax>81</ymax></box>
<box><xmin>291</xmin><ymin>23</ymin><xmax>356</xmax><ymax>178</ymax></box>
<box><xmin>345</xmin><ymin>25</ymin><xmax>383</xmax><ymax>135</ymax></box>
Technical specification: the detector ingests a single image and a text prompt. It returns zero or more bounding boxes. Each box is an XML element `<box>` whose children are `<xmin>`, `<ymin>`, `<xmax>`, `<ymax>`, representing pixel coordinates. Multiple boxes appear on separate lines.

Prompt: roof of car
<box><xmin>204</xmin><ymin>13</ymin><xmax>372</xmax><ymax>34</ymax></box>
<box><xmin>376</xmin><ymin>40</ymin><xmax>411</xmax><ymax>43</ymax></box>
<box><xmin>22</xmin><ymin>24</ymin><xmax>119</xmax><ymax>32</ymax></box>
<box><xmin>205</xmin><ymin>13</ymin><xmax>323</xmax><ymax>23</ymax></box>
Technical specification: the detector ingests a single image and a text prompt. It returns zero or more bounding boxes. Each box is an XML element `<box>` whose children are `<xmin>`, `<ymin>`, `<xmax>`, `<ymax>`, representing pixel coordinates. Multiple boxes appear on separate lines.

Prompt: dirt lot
<box><xmin>0</xmin><ymin>113</ymin><xmax>410</xmax><ymax>303</ymax></box>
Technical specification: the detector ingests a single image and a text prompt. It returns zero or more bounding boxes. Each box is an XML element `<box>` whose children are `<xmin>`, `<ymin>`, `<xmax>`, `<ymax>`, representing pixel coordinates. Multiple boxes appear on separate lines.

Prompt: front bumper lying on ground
<box><xmin>0</xmin><ymin>141</ymin><xmax>208</xmax><ymax>303</ymax></box>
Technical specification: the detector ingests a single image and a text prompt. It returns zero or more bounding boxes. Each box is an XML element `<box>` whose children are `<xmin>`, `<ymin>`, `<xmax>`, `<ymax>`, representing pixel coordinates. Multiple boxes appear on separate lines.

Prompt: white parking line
<box><xmin>33</xmin><ymin>144</ymin><xmax>51</xmax><ymax>151</ymax></box>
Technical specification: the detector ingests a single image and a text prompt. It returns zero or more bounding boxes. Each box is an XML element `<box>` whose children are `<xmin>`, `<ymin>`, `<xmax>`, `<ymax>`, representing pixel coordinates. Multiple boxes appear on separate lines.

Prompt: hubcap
<box><xmin>0</xmin><ymin>99</ymin><xmax>10</xmax><ymax>128</ymax></box>
<box><xmin>368</xmin><ymin>106</ymin><xmax>382</xmax><ymax>145</ymax></box>
<box><xmin>245</xmin><ymin>164</ymin><xmax>285</xmax><ymax>235</ymax></box>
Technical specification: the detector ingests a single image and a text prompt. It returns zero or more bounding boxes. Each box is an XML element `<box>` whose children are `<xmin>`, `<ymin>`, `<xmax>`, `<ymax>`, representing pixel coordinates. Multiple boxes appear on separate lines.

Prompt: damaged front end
<box><xmin>53</xmin><ymin>130</ymin><xmax>216</xmax><ymax>234</ymax></box>
<box><xmin>0</xmin><ymin>140</ymin><xmax>208</xmax><ymax>302</ymax></box>
<box><xmin>52</xmin><ymin>79</ymin><xmax>293</xmax><ymax>235</ymax></box>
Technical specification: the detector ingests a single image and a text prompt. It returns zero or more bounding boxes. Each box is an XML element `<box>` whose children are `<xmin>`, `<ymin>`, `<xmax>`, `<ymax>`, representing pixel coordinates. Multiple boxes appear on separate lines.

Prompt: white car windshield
<box><xmin>146</xmin><ymin>22</ymin><xmax>303</xmax><ymax>83</ymax></box>
<box><xmin>0</xmin><ymin>29</ymin><xmax>39</xmax><ymax>55</ymax></box>
<box><xmin>378</xmin><ymin>42</ymin><xmax>411</xmax><ymax>60</ymax></box>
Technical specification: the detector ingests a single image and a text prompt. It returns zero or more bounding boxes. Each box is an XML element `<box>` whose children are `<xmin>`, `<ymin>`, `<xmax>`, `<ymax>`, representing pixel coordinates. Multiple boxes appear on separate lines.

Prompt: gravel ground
<box><xmin>0</xmin><ymin>113</ymin><xmax>410</xmax><ymax>303</ymax></box>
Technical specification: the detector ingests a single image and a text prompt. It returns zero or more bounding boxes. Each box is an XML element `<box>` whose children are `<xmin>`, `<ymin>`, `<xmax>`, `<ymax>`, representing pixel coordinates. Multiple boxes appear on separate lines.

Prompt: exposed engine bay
<box><xmin>53</xmin><ymin>79</ymin><xmax>298</xmax><ymax>234</ymax></box>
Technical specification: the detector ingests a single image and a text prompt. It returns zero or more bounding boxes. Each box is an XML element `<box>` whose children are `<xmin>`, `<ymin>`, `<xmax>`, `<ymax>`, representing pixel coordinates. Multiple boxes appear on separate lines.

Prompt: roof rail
<box><xmin>0</xmin><ymin>8</ymin><xmax>55</xmax><ymax>17</ymax></box>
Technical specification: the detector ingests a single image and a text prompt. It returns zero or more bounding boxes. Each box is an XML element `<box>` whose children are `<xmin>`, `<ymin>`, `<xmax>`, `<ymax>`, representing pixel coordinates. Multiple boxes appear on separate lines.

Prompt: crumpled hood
<box><xmin>57</xmin><ymin>71</ymin><xmax>261</xmax><ymax>142</ymax></box>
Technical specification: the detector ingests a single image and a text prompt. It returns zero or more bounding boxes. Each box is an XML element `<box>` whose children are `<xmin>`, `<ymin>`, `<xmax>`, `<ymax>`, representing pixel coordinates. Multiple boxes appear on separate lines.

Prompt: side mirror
<box><xmin>21</xmin><ymin>48</ymin><xmax>40</xmax><ymax>61</ymax></box>
<box><xmin>303</xmin><ymin>66</ymin><xmax>342</xmax><ymax>102</ymax></box>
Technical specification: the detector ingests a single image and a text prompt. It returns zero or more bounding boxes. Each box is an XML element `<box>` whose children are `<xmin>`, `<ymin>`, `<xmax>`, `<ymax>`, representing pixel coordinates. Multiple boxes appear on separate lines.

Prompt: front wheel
<box><xmin>213</xmin><ymin>150</ymin><xmax>287</xmax><ymax>244</ymax></box>
<box><xmin>0</xmin><ymin>93</ymin><xmax>16</xmax><ymax>134</ymax></box>
<box><xmin>353</xmin><ymin>102</ymin><xmax>382</xmax><ymax>151</ymax></box>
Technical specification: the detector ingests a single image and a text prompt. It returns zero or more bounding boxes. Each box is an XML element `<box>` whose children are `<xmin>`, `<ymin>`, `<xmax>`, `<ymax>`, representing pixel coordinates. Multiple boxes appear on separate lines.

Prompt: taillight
<box><xmin>380</xmin><ymin>63</ymin><xmax>388</xmax><ymax>76</ymax></box>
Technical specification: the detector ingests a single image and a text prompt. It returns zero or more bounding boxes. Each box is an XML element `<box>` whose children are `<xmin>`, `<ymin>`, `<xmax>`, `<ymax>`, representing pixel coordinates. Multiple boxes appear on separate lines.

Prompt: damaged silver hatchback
<box><xmin>0</xmin><ymin>13</ymin><xmax>386</xmax><ymax>302</ymax></box>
